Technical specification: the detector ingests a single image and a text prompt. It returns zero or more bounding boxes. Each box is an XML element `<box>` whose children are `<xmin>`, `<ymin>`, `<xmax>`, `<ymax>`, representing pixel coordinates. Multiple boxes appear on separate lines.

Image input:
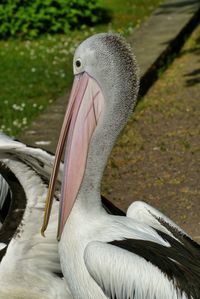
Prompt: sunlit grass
<box><xmin>0</xmin><ymin>0</ymin><xmax>162</xmax><ymax>136</ymax></box>
<box><xmin>99</xmin><ymin>0</ymin><xmax>162</xmax><ymax>32</ymax></box>
<box><xmin>0</xmin><ymin>34</ymin><xmax>79</xmax><ymax>135</ymax></box>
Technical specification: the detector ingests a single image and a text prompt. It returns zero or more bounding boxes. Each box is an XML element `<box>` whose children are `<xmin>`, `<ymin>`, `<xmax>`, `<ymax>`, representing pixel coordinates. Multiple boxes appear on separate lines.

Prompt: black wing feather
<box><xmin>101</xmin><ymin>195</ymin><xmax>125</xmax><ymax>216</ymax></box>
<box><xmin>110</xmin><ymin>224</ymin><xmax>200</xmax><ymax>299</ymax></box>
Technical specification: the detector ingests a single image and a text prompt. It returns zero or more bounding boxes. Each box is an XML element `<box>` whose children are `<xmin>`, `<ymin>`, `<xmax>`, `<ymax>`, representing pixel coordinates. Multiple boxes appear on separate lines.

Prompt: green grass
<box><xmin>0</xmin><ymin>34</ymin><xmax>77</xmax><ymax>135</ymax></box>
<box><xmin>99</xmin><ymin>0</ymin><xmax>163</xmax><ymax>32</ymax></box>
<box><xmin>0</xmin><ymin>0</ymin><xmax>162</xmax><ymax>136</ymax></box>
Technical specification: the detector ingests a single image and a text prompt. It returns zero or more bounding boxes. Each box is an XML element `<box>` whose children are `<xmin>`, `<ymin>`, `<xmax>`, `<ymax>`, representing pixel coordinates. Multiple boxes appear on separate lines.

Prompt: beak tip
<box><xmin>41</xmin><ymin>227</ymin><xmax>46</xmax><ymax>238</ymax></box>
<box><xmin>57</xmin><ymin>229</ymin><xmax>61</xmax><ymax>241</ymax></box>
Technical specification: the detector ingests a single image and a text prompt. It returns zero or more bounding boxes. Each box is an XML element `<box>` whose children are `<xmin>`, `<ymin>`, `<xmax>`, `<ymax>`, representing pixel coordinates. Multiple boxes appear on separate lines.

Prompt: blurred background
<box><xmin>0</xmin><ymin>0</ymin><xmax>162</xmax><ymax>136</ymax></box>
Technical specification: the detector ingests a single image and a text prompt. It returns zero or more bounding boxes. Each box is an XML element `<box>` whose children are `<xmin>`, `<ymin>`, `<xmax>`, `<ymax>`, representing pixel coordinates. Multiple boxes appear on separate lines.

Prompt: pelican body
<box><xmin>42</xmin><ymin>33</ymin><xmax>200</xmax><ymax>299</ymax></box>
<box><xmin>0</xmin><ymin>134</ymin><xmax>73</xmax><ymax>299</ymax></box>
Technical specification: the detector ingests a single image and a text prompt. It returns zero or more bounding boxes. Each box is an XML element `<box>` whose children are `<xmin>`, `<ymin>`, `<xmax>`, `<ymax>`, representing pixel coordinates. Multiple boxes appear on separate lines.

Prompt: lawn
<box><xmin>0</xmin><ymin>0</ymin><xmax>162</xmax><ymax>136</ymax></box>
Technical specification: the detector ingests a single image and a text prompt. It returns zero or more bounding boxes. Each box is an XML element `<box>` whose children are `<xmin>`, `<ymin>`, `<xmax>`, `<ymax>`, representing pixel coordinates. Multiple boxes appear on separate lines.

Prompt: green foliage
<box><xmin>0</xmin><ymin>0</ymin><xmax>105</xmax><ymax>39</ymax></box>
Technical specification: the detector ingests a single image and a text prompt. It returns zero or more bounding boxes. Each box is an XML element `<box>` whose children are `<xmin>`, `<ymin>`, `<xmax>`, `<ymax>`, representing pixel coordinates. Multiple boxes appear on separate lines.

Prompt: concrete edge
<box><xmin>139</xmin><ymin>7</ymin><xmax>200</xmax><ymax>97</ymax></box>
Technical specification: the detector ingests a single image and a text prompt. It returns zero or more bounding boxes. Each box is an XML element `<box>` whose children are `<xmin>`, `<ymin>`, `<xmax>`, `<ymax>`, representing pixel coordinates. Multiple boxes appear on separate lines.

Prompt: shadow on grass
<box><xmin>183</xmin><ymin>33</ymin><xmax>200</xmax><ymax>86</ymax></box>
<box><xmin>155</xmin><ymin>0</ymin><xmax>200</xmax><ymax>15</ymax></box>
<box><xmin>159</xmin><ymin>22</ymin><xmax>200</xmax><ymax>88</ymax></box>
<box><xmin>184</xmin><ymin>68</ymin><xmax>200</xmax><ymax>86</ymax></box>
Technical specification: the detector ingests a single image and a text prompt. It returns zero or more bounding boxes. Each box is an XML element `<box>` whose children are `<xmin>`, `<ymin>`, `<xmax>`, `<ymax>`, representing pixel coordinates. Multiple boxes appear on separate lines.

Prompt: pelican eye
<box><xmin>75</xmin><ymin>59</ymin><xmax>82</xmax><ymax>68</ymax></box>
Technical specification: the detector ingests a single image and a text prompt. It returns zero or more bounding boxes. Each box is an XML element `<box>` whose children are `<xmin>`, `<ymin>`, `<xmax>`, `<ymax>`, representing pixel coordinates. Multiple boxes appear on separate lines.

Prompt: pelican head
<box><xmin>41</xmin><ymin>33</ymin><xmax>140</xmax><ymax>239</ymax></box>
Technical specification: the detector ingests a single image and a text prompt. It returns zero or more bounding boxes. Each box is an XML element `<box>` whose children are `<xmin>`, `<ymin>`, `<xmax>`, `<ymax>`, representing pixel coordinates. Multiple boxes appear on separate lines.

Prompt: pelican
<box><xmin>0</xmin><ymin>133</ymin><xmax>124</xmax><ymax>298</ymax></box>
<box><xmin>0</xmin><ymin>133</ymin><xmax>73</xmax><ymax>299</ymax></box>
<box><xmin>42</xmin><ymin>33</ymin><xmax>200</xmax><ymax>299</ymax></box>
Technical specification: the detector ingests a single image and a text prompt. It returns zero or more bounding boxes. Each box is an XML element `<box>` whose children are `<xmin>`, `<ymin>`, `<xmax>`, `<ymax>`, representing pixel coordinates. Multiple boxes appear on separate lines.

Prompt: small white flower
<box><xmin>60</xmin><ymin>49</ymin><xmax>69</xmax><ymax>55</ymax></box>
<box><xmin>60</xmin><ymin>72</ymin><xmax>66</xmax><ymax>78</ymax></box>
<box><xmin>22</xmin><ymin>117</ymin><xmax>27</xmax><ymax>125</ymax></box>
<box><xmin>13</xmin><ymin>119</ymin><xmax>21</xmax><ymax>128</ymax></box>
<box><xmin>12</xmin><ymin>104</ymin><xmax>20</xmax><ymax>111</ymax></box>
<box><xmin>69</xmin><ymin>47</ymin><xmax>75</xmax><ymax>54</ymax></box>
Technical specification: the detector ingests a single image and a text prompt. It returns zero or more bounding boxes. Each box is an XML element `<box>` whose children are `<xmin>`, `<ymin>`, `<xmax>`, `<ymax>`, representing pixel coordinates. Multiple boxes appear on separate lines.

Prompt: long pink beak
<box><xmin>41</xmin><ymin>72</ymin><xmax>104</xmax><ymax>240</ymax></box>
